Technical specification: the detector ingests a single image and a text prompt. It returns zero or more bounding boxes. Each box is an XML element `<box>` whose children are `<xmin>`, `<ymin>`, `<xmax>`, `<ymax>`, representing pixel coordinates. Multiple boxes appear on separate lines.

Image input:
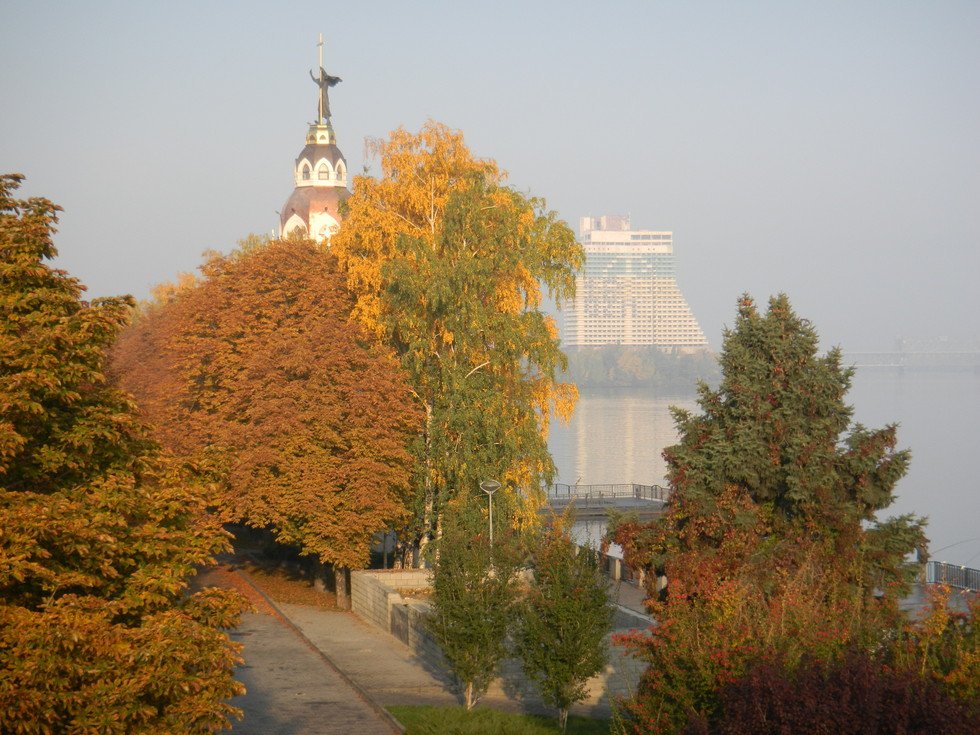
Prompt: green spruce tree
<box><xmin>660</xmin><ymin>293</ymin><xmax>925</xmax><ymax>592</ymax></box>
<box><xmin>612</xmin><ymin>294</ymin><xmax>928</xmax><ymax>734</ymax></box>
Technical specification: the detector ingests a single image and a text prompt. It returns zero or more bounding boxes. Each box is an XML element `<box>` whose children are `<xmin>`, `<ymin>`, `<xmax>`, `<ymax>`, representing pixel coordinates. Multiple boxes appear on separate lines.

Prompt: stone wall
<box><xmin>350</xmin><ymin>568</ymin><xmax>430</xmax><ymax>632</ymax></box>
<box><xmin>351</xmin><ymin>569</ymin><xmax>451</xmax><ymax>673</ymax></box>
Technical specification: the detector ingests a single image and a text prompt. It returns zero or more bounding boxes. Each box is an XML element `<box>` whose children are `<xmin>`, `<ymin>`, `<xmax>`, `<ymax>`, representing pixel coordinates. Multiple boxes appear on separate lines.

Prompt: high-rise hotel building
<box><xmin>561</xmin><ymin>215</ymin><xmax>708</xmax><ymax>349</ymax></box>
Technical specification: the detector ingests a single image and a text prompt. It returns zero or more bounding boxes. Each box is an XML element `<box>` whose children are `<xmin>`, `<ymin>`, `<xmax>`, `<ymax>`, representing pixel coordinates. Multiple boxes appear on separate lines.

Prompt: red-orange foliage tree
<box><xmin>0</xmin><ymin>174</ymin><xmax>246</xmax><ymax>732</ymax></box>
<box><xmin>111</xmin><ymin>237</ymin><xmax>420</xmax><ymax>606</ymax></box>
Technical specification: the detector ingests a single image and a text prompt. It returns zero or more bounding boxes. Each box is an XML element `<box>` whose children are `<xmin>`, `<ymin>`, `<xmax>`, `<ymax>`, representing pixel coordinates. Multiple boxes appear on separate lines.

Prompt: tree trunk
<box><xmin>559</xmin><ymin>706</ymin><xmax>569</xmax><ymax>733</ymax></box>
<box><xmin>335</xmin><ymin>566</ymin><xmax>351</xmax><ymax>610</ymax></box>
<box><xmin>312</xmin><ymin>559</ymin><xmax>329</xmax><ymax>593</ymax></box>
<box><xmin>465</xmin><ymin>681</ymin><xmax>476</xmax><ymax>710</ymax></box>
<box><xmin>417</xmin><ymin>402</ymin><xmax>435</xmax><ymax>566</ymax></box>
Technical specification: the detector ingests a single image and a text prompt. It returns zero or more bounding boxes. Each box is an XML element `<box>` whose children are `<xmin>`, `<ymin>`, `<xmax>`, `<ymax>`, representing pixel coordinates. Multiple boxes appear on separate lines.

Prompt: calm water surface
<box><xmin>549</xmin><ymin>371</ymin><xmax>980</xmax><ymax>566</ymax></box>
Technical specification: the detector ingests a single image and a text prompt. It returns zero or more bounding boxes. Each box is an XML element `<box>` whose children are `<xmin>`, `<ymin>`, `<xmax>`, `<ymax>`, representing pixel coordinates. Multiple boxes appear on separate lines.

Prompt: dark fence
<box><xmin>926</xmin><ymin>561</ymin><xmax>980</xmax><ymax>591</ymax></box>
<box><xmin>546</xmin><ymin>483</ymin><xmax>669</xmax><ymax>504</ymax></box>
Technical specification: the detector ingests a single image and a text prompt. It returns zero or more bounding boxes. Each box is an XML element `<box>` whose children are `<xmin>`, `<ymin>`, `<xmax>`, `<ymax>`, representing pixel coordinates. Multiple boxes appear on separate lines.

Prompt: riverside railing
<box><xmin>926</xmin><ymin>561</ymin><xmax>980</xmax><ymax>592</ymax></box>
<box><xmin>546</xmin><ymin>483</ymin><xmax>670</xmax><ymax>504</ymax></box>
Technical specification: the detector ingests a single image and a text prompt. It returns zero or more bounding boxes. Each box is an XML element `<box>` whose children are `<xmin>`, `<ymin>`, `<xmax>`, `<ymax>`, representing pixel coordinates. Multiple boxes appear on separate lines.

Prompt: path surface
<box><xmin>228</xmin><ymin>612</ymin><xmax>399</xmax><ymax>735</ymax></box>
<box><xmin>278</xmin><ymin>603</ymin><xmax>458</xmax><ymax>708</ymax></box>
<box><xmin>275</xmin><ymin>582</ymin><xmax>648</xmax><ymax>709</ymax></box>
<box><xmin>279</xmin><ymin>601</ymin><xmax>619</xmax><ymax>720</ymax></box>
<box><xmin>206</xmin><ymin>563</ymin><xmax>630</xmax><ymax>726</ymax></box>
<box><xmin>200</xmin><ymin>566</ymin><xmax>402</xmax><ymax>735</ymax></box>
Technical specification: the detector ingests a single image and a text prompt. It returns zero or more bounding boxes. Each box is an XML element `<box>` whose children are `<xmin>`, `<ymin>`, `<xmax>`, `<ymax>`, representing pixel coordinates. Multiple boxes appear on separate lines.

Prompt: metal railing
<box><xmin>926</xmin><ymin>561</ymin><xmax>980</xmax><ymax>591</ymax></box>
<box><xmin>546</xmin><ymin>483</ymin><xmax>669</xmax><ymax>504</ymax></box>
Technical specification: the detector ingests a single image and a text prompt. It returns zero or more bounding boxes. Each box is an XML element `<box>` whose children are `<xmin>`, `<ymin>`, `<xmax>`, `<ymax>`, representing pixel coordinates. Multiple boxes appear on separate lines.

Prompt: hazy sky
<box><xmin>3</xmin><ymin>1</ymin><xmax>978</xmax><ymax>351</ymax></box>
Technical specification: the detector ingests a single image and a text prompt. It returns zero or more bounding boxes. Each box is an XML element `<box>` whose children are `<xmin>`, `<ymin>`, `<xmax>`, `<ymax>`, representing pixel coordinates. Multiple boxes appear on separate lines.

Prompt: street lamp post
<box><xmin>480</xmin><ymin>479</ymin><xmax>501</xmax><ymax>546</ymax></box>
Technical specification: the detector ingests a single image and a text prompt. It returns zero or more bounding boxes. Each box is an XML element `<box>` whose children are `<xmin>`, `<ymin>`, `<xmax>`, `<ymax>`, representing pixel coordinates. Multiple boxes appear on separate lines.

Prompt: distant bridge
<box><xmin>545</xmin><ymin>483</ymin><xmax>669</xmax><ymax>521</ymax></box>
<box><xmin>927</xmin><ymin>561</ymin><xmax>980</xmax><ymax>592</ymax></box>
<box><xmin>843</xmin><ymin>351</ymin><xmax>980</xmax><ymax>370</ymax></box>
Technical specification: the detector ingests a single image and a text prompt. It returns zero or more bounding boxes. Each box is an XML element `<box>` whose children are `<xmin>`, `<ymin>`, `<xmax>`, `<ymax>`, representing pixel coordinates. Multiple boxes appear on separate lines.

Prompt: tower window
<box><xmin>302</xmin><ymin>164</ymin><xmax>311</xmax><ymax>181</ymax></box>
<box><xmin>318</xmin><ymin>164</ymin><xmax>330</xmax><ymax>180</ymax></box>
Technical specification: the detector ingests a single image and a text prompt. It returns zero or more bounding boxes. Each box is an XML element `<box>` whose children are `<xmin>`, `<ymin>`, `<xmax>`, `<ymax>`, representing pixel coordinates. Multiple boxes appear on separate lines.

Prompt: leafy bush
<box><xmin>684</xmin><ymin>650</ymin><xmax>980</xmax><ymax>735</ymax></box>
<box><xmin>517</xmin><ymin>519</ymin><xmax>613</xmax><ymax>731</ymax></box>
<box><xmin>427</xmin><ymin>497</ymin><xmax>521</xmax><ymax>709</ymax></box>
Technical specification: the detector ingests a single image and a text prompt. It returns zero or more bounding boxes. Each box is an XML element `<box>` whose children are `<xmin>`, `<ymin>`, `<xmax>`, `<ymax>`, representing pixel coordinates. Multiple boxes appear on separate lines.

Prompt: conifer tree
<box><xmin>516</xmin><ymin>517</ymin><xmax>613</xmax><ymax>732</ymax></box>
<box><xmin>0</xmin><ymin>174</ymin><xmax>246</xmax><ymax>732</ymax></box>
<box><xmin>658</xmin><ymin>294</ymin><xmax>924</xmax><ymax>592</ymax></box>
<box><xmin>612</xmin><ymin>294</ymin><xmax>927</xmax><ymax>734</ymax></box>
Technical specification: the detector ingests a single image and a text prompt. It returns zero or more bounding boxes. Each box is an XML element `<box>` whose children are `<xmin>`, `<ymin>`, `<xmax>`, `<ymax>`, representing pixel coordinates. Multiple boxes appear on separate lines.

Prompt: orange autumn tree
<box><xmin>0</xmin><ymin>174</ymin><xmax>246</xmax><ymax>732</ymax></box>
<box><xmin>331</xmin><ymin>122</ymin><xmax>583</xmax><ymax>554</ymax></box>
<box><xmin>111</xmin><ymin>238</ymin><xmax>420</xmax><ymax>607</ymax></box>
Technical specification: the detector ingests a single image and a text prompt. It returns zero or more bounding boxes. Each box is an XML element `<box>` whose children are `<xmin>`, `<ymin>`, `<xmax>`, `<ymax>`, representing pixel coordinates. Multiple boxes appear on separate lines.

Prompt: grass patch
<box><xmin>387</xmin><ymin>705</ymin><xmax>610</xmax><ymax>734</ymax></box>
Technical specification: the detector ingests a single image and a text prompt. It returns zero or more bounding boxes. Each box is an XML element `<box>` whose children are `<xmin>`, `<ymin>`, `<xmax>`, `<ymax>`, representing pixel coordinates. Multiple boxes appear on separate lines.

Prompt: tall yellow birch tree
<box><xmin>331</xmin><ymin>122</ymin><xmax>583</xmax><ymax>556</ymax></box>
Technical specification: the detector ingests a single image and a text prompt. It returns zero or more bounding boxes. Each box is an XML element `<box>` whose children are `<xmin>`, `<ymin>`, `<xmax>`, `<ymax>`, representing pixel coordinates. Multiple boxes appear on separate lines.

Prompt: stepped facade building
<box><xmin>560</xmin><ymin>215</ymin><xmax>707</xmax><ymax>349</ymax></box>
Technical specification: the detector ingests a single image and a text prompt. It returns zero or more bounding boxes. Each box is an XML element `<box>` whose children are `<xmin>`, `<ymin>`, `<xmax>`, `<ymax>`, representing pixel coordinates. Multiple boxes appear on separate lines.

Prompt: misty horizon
<box><xmin>3</xmin><ymin>2</ymin><xmax>978</xmax><ymax>354</ymax></box>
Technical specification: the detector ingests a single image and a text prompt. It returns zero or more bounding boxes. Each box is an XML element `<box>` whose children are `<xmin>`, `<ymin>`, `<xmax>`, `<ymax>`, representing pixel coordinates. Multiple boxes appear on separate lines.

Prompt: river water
<box><xmin>549</xmin><ymin>370</ymin><xmax>980</xmax><ymax>566</ymax></box>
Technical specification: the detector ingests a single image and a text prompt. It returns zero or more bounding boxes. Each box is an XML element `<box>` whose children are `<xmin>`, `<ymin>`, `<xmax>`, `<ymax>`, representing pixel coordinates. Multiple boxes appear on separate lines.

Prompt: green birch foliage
<box><xmin>383</xmin><ymin>176</ymin><xmax>580</xmax><ymax>538</ymax></box>
<box><xmin>0</xmin><ymin>174</ymin><xmax>246</xmax><ymax>733</ymax></box>
<box><xmin>426</xmin><ymin>496</ymin><xmax>521</xmax><ymax>710</ymax></box>
<box><xmin>517</xmin><ymin>520</ymin><xmax>613</xmax><ymax>732</ymax></box>
<box><xmin>334</xmin><ymin>124</ymin><xmax>583</xmax><ymax>550</ymax></box>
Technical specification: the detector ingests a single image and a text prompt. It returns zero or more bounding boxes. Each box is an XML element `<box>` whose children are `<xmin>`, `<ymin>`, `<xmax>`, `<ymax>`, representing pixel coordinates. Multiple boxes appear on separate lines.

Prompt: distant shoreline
<box><xmin>563</xmin><ymin>345</ymin><xmax>720</xmax><ymax>392</ymax></box>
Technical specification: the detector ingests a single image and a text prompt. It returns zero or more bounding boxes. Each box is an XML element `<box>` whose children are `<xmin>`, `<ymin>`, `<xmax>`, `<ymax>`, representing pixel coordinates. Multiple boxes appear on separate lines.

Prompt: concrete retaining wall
<box><xmin>350</xmin><ymin>569</ymin><xmax>431</xmax><ymax>632</ymax></box>
<box><xmin>351</xmin><ymin>569</ymin><xmax>448</xmax><ymax>669</ymax></box>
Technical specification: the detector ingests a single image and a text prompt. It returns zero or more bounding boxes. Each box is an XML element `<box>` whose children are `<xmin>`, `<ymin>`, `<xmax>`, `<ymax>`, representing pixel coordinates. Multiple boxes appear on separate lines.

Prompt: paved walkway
<box><xmin>209</xmin><ymin>564</ymin><xmax>632</xmax><ymax>726</ymax></box>
<box><xmin>279</xmin><ymin>601</ymin><xmax>624</xmax><ymax>720</ymax></box>
<box><xmin>228</xmin><ymin>612</ymin><xmax>400</xmax><ymax>735</ymax></box>
<box><xmin>278</xmin><ymin>603</ymin><xmax>459</xmax><ymax>709</ymax></box>
<box><xmin>200</xmin><ymin>566</ymin><xmax>403</xmax><ymax>734</ymax></box>
<box><xmin>607</xmin><ymin>578</ymin><xmax>653</xmax><ymax>620</ymax></box>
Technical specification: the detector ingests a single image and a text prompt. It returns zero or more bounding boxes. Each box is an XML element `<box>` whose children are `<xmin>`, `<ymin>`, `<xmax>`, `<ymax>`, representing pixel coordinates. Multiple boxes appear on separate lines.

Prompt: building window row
<box><xmin>300</xmin><ymin>162</ymin><xmax>346</xmax><ymax>182</ymax></box>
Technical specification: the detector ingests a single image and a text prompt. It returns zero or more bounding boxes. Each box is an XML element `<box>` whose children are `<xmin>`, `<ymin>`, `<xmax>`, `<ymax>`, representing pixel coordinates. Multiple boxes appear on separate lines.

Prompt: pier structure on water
<box><xmin>545</xmin><ymin>482</ymin><xmax>668</xmax><ymax>521</ymax></box>
<box><xmin>542</xmin><ymin>484</ymin><xmax>980</xmax><ymax>599</ymax></box>
<box><xmin>843</xmin><ymin>350</ymin><xmax>980</xmax><ymax>371</ymax></box>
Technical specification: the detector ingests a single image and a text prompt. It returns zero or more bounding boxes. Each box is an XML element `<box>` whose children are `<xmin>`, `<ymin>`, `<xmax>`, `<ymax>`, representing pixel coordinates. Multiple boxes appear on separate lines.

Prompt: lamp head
<box><xmin>480</xmin><ymin>479</ymin><xmax>501</xmax><ymax>496</ymax></box>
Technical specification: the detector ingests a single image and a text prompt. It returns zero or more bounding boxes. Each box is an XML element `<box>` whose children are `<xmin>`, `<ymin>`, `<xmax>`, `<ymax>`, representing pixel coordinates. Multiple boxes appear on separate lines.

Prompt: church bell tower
<box><xmin>280</xmin><ymin>34</ymin><xmax>351</xmax><ymax>243</ymax></box>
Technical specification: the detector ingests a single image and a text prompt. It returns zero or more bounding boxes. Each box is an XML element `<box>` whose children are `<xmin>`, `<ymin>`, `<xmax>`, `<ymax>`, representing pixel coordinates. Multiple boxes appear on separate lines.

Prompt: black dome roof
<box><xmin>295</xmin><ymin>143</ymin><xmax>346</xmax><ymax>167</ymax></box>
